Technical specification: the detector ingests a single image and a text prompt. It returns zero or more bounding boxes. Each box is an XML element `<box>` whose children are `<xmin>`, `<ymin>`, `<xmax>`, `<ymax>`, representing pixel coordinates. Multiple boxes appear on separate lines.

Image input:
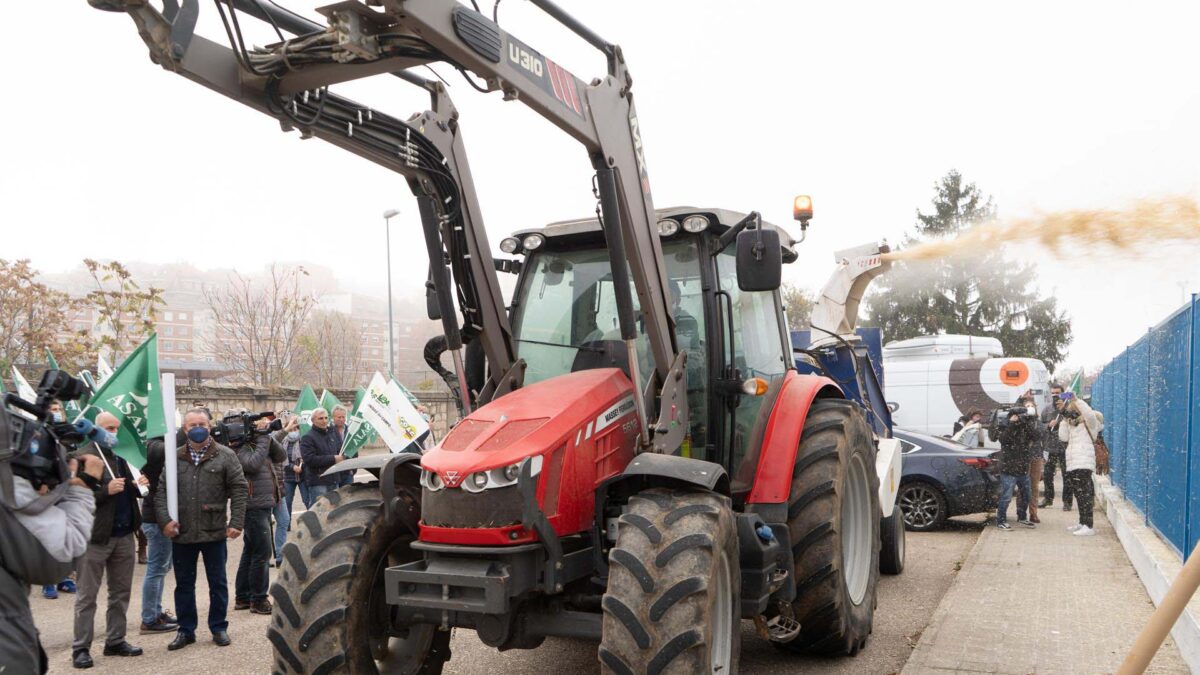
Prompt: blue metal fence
<box><xmin>1092</xmin><ymin>295</ymin><xmax>1199</xmax><ymax>560</ymax></box>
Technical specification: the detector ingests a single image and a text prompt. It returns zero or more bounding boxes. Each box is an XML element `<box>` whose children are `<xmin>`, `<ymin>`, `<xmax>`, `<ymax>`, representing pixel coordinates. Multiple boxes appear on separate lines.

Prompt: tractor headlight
<box><xmin>502</xmin><ymin>463</ymin><xmax>521</xmax><ymax>482</ymax></box>
<box><xmin>499</xmin><ymin>237</ymin><xmax>520</xmax><ymax>254</ymax></box>
<box><xmin>463</xmin><ymin>471</ymin><xmax>491</xmax><ymax>493</ymax></box>
<box><xmin>522</xmin><ymin>233</ymin><xmax>545</xmax><ymax>251</ymax></box>
<box><xmin>420</xmin><ymin>470</ymin><xmax>444</xmax><ymax>492</ymax></box>
<box><xmin>681</xmin><ymin>215</ymin><xmax>710</xmax><ymax>233</ymax></box>
<box><xmin>657</xmin><ymin>219</ymin><xmax>679</xmax><ymax>236</ymax></box>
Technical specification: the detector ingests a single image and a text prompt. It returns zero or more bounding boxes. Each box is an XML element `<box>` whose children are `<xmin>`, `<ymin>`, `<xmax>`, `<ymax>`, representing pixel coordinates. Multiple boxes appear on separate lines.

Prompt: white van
<box><xmin>883</xmin><ymin>334</ymin><xmax>1051</xmax><ymax>440</ymax></box>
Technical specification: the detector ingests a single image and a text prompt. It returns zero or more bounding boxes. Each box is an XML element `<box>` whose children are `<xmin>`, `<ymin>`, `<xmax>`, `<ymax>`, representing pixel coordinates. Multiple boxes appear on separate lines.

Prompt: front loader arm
<box><xmin>101</xmin><ymin>0</ymin><xmax>685</xmax><ymax>451</ymax></box>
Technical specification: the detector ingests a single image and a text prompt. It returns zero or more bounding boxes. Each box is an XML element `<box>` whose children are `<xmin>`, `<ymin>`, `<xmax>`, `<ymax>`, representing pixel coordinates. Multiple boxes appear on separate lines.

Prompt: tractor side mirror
<box><xmin>735</xmin><ymin>227</ymin><xmax>782</xmax><ymax>292</ymax></box>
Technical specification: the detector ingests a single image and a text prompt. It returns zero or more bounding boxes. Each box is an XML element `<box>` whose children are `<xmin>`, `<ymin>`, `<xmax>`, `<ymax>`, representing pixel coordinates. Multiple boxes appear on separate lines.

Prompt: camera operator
<box><xmin>1</xmin><ymin>378</ymin><xmax>104</xmax><ymax>674</ymax></box>
<box><xmin>231</xmin><ymin>413</ymin><xmax>285</xmax><ymax>614</ymax></box>
<box><xmin>70</xmin><ymin>412</ymin><xmax>147</xmax><ymax>668</ymax></box>
<box><xmin>988</xmin><ymin>398</ymin><xmax>1040</xmax><ymax>530</ymax></box>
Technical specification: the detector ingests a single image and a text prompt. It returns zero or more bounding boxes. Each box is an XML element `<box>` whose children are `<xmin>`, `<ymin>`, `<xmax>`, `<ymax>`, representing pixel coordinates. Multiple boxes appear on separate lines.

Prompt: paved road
<box><xmin>33</xmin><ymin>516</ymin><xmax>985</xmax><ymax>674</ymax></box>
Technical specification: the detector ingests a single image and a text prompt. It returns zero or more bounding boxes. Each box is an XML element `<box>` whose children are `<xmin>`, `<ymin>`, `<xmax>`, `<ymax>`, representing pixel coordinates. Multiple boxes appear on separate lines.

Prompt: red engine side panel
<box><xmin>746</xmin><ymin>371</ymin><xmax>842</xmax><ymax>504</ymax></box>
<box><xmin>419</xmin><ymin>368</ymin><xmax>639</xmax><ymax>544</ymax></box>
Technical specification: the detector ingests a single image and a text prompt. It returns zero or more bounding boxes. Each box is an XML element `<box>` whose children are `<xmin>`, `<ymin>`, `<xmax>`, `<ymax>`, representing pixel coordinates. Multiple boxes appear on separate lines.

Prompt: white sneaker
<box><xmin>1066</xmin><ymin>524</ymin><xmax>1082</xmax><ymax>532</ymax></box>
<box><xmin>1072</xmin><ymin>525</ymin><xmax>1096</xmax><ymax>536</ymax></box>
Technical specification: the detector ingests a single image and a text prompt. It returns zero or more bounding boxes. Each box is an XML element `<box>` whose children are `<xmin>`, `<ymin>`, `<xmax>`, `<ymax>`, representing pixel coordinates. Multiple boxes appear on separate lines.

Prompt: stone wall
<box><xmin>176</xmin><ymin>385</ymin><xmax>459</xmax><ymax>441</ymax></box>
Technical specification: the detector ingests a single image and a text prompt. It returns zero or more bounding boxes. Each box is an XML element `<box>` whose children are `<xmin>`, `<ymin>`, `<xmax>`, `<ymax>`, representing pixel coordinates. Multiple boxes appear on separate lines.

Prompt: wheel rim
<box><xmin>841</xmin><ymin>453</ymin><xmax>872</xmax><ymax>605</ymax></box>
<box><xmin>363</xmin><ymin>538</ymin><xmax>437</xmax><ymax>675</ymax></box>
<box><xmin>899</xmin><ymin>485</ymin><xmax>940</xmax><ymax>529</ymax></box>
<box><xmin>710</xmin><ymin>549</ymin><xmax>733</xmax><ymax>673</ymax></box>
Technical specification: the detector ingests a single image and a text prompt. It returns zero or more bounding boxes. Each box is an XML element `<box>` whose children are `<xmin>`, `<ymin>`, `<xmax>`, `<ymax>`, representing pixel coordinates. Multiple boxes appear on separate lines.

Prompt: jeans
<box><xmin>273</xmin><ymin>498</ymin><xmax>289</xmax><ymax>564</ymax></box>
<box><xmin>140</xmin><ymin>523</ymin><xmax>173</xmax><ymax>625</ymax></box>
<box><xmin>997</xmin><ymin>473</ymin><xmax>1032</xmax><ymax>525</ymax></box>
<box><xmin>283</xmin><ymin>479</ymin><xmax>308</xmax><ymax>518</ymax></box>
<box><xmin>305</xmin><ymin>483</ymin><xmax>331</xmax><ymax>508</ymax></box>
<box><xmin>1066</xmin><ymin>469</ymin><xmax>1096</xmax><ymax>528</ymax></box>
<box><xmin>172</xmin><ymin>540</ymin><xmax>228</xmax><ymax>635</ymax></box>
<box><xmin>234</xmin><ymin>508</ymin><xmax>273</xmax><ymax>604</ymax></box>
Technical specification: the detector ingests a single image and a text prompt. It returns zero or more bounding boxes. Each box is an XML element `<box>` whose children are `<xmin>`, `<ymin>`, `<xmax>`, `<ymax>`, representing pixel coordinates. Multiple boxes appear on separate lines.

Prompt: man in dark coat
<box><xmin>989</xmin><ymin>404</ymin><xmax>1039</xmax><ymax>530</ymax></box>
<box><xmin>71</xmin><ymin>412</ymin><xmax>144</xmax><ymax>668</ymax></box>
<box><xmin>300</xmin><ymin>407</ymin><xmax>345</xmax><ymax>506</ymax></box>
<box><xmin>157</xmin><ymin>409</ymin><xmax>248</xmax><ymax>651</ymax></box>
<box><xmin>233</xmin><ymin>417</ymin><xmax>285</xmax><ymax>613</ymax></box>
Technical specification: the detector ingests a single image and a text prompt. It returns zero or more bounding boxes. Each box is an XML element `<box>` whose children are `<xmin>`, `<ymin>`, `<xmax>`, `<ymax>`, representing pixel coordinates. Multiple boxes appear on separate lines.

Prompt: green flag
<box><xmin>45</xmin><ymin>348</ymin><xmax>84</xmax><ymax>420</ymax></box>
<box><xmin>320</xmin><ymin>389</ymin><xmax>344</xmax><ymax>416</ymax></box>
<box><xmin>341</xmin><ymin>386</ymin><xmax>379</xmax><ymax>458</ymax></box>
<box><xmin>1068</xmin><ymin>370</ymin><xmax>1083</xmax><ymax>396</ymax></box>
<box><xmin>293</xmin><ymin>385</ymin><xmax>321</xmax><ymax>435</ymax></box>
<box><xmin>81</xmin><ymin>334</ymin><xmax>166</xmax><ymax>469</ymax></box>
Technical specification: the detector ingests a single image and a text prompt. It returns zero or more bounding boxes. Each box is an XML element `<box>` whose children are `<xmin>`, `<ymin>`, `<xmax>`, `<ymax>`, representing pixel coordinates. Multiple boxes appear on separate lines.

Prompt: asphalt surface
<box><xmin>32</xmin><ymin>515</ymin><xmax>986</xmax><ymax>674</ymax></box>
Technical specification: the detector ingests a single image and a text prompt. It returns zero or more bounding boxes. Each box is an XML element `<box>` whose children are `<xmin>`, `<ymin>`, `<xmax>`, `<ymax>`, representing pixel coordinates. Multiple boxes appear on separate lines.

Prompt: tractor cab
<box><xmin>502</xmin><ymin>207</ymin><xmax>801</xmax><ymax>493</ymax></box>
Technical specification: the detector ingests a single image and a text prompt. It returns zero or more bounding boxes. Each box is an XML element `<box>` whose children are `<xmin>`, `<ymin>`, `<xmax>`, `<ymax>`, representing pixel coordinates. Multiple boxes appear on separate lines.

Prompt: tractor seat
<box><xmin>570</xmin><ymin>340</ymin><xmax>631</xmax><ymax>379</ymax></box>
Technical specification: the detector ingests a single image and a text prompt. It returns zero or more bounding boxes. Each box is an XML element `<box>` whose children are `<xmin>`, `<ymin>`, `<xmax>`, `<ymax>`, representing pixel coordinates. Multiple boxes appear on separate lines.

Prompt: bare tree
<box><xmin>204</xmin><ymin>265</ymin><xmax>315</xmax><ymax>387</ymax></box>
<box><xmin>0</xmin><ymin>259</ymin><xmax>92</xmax><ymax>372</ymax></box>
<box><xmin>296</xmin><ymin>310</ymin><xmax>366</xmax><ymax>388</ymax></box>
<box><xmin>84</xmin><ymin>259</ymin><xmax>164</xmax><ymax>362</ymax></box>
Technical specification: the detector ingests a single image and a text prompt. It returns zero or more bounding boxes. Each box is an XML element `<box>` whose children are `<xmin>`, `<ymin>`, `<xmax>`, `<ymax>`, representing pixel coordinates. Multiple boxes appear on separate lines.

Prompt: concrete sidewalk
<box><xmin>903</xmin><ymin>480</ymin><xmax>1190</xmax><ymax>674</ymax></box>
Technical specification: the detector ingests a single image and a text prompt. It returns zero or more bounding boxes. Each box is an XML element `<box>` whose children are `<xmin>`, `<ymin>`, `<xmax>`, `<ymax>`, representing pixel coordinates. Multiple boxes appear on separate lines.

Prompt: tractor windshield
<box><xmin>513</xmin><ymin>240</ymin><xmax>705</xmax><ymax>396</ymax></box>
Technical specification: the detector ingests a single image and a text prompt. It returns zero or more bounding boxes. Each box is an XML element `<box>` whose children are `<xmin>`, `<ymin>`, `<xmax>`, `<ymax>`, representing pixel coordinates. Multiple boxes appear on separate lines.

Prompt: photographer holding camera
<box><xmin>1057</xmin><ymin>392</ymin><xmax>1102</xmax><ymax>536</ymax></box>
<box><xmin>989</xmin><ymin>396</ymin><xmax>1041</xmax><ymax>530</ymax></box>
<box><xmin>226</xmin><ymin>411</ymin><xmax>285</xmax><ymax>614</ymax></box>
<box><xmin>0</xmin><ymin>371</ymin><xmax>104</xmax><ymax>674</ymax></box>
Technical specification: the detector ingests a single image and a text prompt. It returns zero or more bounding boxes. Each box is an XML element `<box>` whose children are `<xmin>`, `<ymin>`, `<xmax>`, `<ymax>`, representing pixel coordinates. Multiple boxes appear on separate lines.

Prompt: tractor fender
<box><xmin>319</xmin><ymin>451</ymin><xmax>422</xmax><ymax>477</ymax></box>
<box><xmin>746</xmin><ymin>372</ymin><xmax>843</xmax><ymax>505</ymax></box>
<box><xmin>617</xmin><ymin>453</ymin><xmax>730</xmax><ymax>495</ymax></box>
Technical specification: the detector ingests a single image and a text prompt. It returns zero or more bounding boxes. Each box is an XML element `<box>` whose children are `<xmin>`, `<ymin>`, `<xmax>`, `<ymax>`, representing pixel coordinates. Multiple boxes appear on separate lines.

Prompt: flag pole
<box><xmin>162</xmin><ymin>373</ymin><xmax>179</xmax><ymax>523</ymax></box>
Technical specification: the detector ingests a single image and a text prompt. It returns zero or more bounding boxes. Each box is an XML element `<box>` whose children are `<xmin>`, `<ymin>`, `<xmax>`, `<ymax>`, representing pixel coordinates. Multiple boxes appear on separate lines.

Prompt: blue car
<box><xmin>894</xmin><ymin>428</ymin><xmax>998</xmax><ymax>531</ymax></box>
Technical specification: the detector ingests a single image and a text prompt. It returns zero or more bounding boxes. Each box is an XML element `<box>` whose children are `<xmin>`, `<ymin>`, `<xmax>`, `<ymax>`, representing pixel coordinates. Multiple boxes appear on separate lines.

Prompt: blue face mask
<box><xmin>95</xmin><ymin>428</ymin><xmax>118</xmax><ymax>450</ymax></box>
<box><xmin>286</xmin><ymin>431</ymin><xmax>300</xmax><ymax>443</ymax></box>
<box><xmin>187</xmin><ymin>426</ymin><xmax>211</xmax><ymax>444</ymax></box>
<box><xmin>52</xmin><ymin>411</ymin><xmax>66</xmax><ymax>423</ymax></box>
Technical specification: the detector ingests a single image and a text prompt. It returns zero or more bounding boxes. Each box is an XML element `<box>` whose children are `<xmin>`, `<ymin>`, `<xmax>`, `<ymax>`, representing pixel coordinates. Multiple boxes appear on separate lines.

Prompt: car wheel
<box><xmin>898</xmin><ymin>481</ymin><xmax>947</xmax><ymax>532</ymax></box>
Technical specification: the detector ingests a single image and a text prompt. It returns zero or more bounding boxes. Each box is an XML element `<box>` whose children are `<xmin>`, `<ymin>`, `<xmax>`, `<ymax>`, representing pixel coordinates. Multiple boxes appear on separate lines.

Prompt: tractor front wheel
<box><xmin>268</xmin><ymin>483</ymin><xmax>450</xmax><ymax>675</ymax></box>
<box><xmin>599</xmin><ymin>488</ymin><xmax>740</xmax><ymax>675</ymax></box>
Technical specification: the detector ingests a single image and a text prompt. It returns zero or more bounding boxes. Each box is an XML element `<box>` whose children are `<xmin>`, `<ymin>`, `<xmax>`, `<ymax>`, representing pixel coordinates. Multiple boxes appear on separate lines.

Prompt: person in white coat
<box><xmin>1057</xmin><ymin>393</ymin><xmax>1101</xmax><ymax>536</ymax></box>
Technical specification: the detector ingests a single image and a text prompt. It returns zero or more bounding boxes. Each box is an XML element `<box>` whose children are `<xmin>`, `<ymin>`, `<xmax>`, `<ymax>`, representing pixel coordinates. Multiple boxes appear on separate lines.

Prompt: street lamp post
<box><xmin>383</xmin><ymin>208</ymin><xmax>400</xmax><ymax>377</ymax></box>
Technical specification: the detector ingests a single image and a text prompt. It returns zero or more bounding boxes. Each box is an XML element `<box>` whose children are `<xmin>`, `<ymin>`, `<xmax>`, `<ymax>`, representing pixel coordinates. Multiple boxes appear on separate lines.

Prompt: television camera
<box><xmin>0</xmin><ymin>370</ymin><xmax>95</xmax><ymax>500</ymax></box>
<box><xmin>212</xmin><ymin>410</ymin><xmax>280</xmax><ymax>449</ymax></box>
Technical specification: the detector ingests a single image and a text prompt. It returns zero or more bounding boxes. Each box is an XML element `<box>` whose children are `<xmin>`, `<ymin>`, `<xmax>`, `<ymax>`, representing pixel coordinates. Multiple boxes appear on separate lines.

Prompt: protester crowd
<box><xmin>37</xmin><ymin>399</ymin><xmax>436</xmax><ymax>670</ymax></box>
<box><xmin>952</xmin><ymin>383</ymin><xmax>1106</xmax><ymax>535</ymax></box>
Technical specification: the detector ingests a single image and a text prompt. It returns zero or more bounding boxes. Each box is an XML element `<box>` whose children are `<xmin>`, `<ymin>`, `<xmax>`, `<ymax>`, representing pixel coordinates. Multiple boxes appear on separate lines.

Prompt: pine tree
<box><xmin>866</xmin><ymin>170</ymin><xmax>1072</xmax><ymax>369</ymax></box>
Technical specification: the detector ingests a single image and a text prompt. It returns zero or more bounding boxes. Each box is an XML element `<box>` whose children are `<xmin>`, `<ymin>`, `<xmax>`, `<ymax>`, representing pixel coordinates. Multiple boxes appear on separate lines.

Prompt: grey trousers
<box><xmin>73</xmin><ymin>533</ymin><xmax>136</xmax><ymax>651</ymax></box>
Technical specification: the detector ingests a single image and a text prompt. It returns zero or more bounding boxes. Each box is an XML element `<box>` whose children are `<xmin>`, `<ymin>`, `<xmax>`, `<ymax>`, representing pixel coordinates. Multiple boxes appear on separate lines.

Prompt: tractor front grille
<box><xmin>422</xmin><ymin>484</ymin><xmax>524</xmax><ymax>528</ymax></box>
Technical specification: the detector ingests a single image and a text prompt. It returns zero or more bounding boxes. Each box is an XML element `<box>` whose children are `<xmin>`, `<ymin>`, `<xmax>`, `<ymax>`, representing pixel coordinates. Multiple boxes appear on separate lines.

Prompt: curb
<box><xmin>1096</xmin><ymin>475</ymin><xmax>1200</xmax><ymax>674</ymax></box>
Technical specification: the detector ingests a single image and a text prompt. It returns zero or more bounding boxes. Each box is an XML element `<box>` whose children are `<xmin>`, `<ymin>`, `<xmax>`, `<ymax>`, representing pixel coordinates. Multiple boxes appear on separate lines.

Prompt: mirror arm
<box><xmin>712</xmin><ymin>211</ymin><xmax>760</xmax><ymax>256</ymax></box>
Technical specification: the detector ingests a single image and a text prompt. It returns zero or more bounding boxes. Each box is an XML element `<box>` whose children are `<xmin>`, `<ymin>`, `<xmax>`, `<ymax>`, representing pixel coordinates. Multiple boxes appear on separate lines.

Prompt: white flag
<box><xmin>11</xmin><ymin>366</ymin><xmax>36</xmax><ymax>403</ymax></box>
<box><xmin>97</xmin><ymin>355</ymin><xmax>115</xmax><ymax>386</ymax></box>
<box><xmin>359</xmin><ymin>372</ymin><xmax>429</xmax><ymax>454</ymax></box>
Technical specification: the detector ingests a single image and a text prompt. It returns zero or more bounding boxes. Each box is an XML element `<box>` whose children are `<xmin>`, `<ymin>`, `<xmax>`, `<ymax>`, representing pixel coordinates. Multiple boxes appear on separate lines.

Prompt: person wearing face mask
<box><xmin>42</xmin><ymin>400</ymin><xmax>80</xmax><ymax>600</ymax></box>
<box><xmin>988</xmin><ymin>399</ymin><xmax>1040</xmax><ymax>530</ymax></box>
<box><xmin>1057</xmin><ymin>392</ymin><xmax>1102</xmax><ymax>536</ymax></box>
<box><xmin>70</xmin><ymin>411</ymin><xmax>146</xmax><ymax>669</ymax></box>
<box><xmin>138</xmin><ymin>432</ymin><xmax>179</xmax><ymax>635</ymax></box>
<box><xmin>156</xmin><ymin>409</ymin><xmax>248</xmax><ymax>651</ymax></box>
<box><xmin>1017</xmin><ymin>393</ymin><xmax>1046</xmax><ymax>524</ymax></box>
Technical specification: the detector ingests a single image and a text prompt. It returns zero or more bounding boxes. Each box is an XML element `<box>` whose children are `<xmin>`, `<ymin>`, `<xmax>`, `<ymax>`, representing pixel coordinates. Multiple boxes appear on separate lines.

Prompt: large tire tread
<box><xmin>599</xmin><ymin>489</ymin><xmax>740</xmax><ymax>675</ymax></box>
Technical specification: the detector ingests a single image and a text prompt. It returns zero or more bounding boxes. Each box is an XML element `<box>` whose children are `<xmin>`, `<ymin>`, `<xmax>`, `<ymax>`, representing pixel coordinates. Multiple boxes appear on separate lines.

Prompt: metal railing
<box><xmin>1092</xmin><ymin>295</ymin><xmax>1199</xmax><ymax>560</ymax></box>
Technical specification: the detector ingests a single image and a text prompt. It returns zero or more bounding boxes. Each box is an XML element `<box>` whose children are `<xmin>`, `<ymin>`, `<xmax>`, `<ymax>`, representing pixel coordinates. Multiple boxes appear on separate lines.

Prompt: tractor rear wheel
<box><xmin>268</xmin><ymin>483</ymin><xmax>450</xmax><ymax>675</ymax></box>
<box><xmin>778</xmin><ymin>398</ymin><xmax>880</xmax><ymax>656</ymax></box>
<box><xmin>599</xmin><ymin>488</ymin><xmax>740</xmax><ymax>675</ymax></box>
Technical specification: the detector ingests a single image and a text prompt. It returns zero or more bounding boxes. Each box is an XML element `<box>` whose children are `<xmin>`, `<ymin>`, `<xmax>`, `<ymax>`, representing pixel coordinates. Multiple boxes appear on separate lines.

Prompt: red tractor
<box><xmin>89</xmin><ymin>1</ymin><xmax>903</xmax><ymax>672</ymax></box>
